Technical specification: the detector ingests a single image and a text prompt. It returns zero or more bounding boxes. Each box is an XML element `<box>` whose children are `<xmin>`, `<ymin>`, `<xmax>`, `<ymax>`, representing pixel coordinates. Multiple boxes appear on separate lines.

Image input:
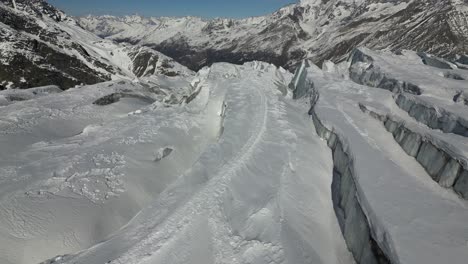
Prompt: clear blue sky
<box><xmin>48</xmin><ymin>0</ymin><xmax>296</xmax><ymax>18</ymax></box>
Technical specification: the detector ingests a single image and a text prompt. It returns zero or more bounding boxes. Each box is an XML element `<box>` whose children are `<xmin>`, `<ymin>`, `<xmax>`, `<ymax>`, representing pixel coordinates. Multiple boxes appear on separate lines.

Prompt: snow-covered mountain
<box><xmin>0</xmin><ymin>0</ymin><xmax>191</xmax><ymax>90</ymax></box>
<box><xmin>79</xmin><ymin>0</ymin><xmax>468</xmax><ymax>71</ymax></box>
<box><xmin>3</xmin><ymin>0</ymin><xmax>467</xmax><ymax>88</ymax></box>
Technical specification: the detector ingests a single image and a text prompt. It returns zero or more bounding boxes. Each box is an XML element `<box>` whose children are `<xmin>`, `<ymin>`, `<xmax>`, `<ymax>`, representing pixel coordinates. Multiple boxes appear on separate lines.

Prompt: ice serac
<box><xmin>349</xmin><ymin>47</ymin><xmax>468</xmax><ymax>139</ymax></box>
<box><xmin>312</xmin><ymin>114</ymin><xmax>391</xmax><ymax>264</ymax></box>
<box><xmin>300</xmin><ymin>74</ymin><xmax>392</xmax><ymax>264</ymax></box>
<box><xmin>295</xmin><ymin>52</ymin><xmax>468</xmax><ymax>264</ymax></box>
<box><xmin>417</xmin><ymin>52</ymin><xmax>457</xmax><ymax>69</ymax></box>
<box><xmin>395</xmin><ymin>94</ymin><xmax>468</xmax><ymax>137</ymax></box>
<box><xmin>288</xmin><ymin>60</ymin><xmax>311</xmax><ymax>99</ymax></box>
<box><xmin>360</xmin><ymin>104</ymin><xmax>468</xmax><ymax>199</ymax></box>
<box><xmin>349</xmin><ymin>48</ymin><xmax>422</xmax><ymax>95</ymax></box>
<box><xmin>0</xmin><ymin>85</ymin><xmax>62</xmax><ymax>106</ymax></box>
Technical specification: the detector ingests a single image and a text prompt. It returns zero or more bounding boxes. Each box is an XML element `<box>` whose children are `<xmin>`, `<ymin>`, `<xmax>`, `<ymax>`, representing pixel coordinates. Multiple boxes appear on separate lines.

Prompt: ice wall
<box><xmin>302</xmin><ymin>74</ymin><xmax>393</xmax><ymax>264</ymax></box>
<box><xmin>417</xmin><ymin>52</ymin><xmax>456</xmax><ymax>70</ymax></box>
<box><xmin>395</xmin><ymin>94</ymin><xmax>468</xmax><ymax>137</ymax></box>
<box><xmin>310</xmin><ymin>108</ymin><xmax>392</xmax><ymax>264</ymax></box>
<box><xmin>0</xmin><ymin>85</ymin><xmax>62</xmax><ymax>106</ymax></box>
<box><xmin>288</xmin><ymin>60</ymin><xmax>311</xmax><ymax>99</ymax></box>
<box><xmin>349</xmin><ymin>49</ymin><xmax>422</xmax><ymax>95</ymax></box>
<box><xmin>360</xmin><ymin>105</ymin><xmax>468</xmax><ymax>200</ymax></box>
<box><xmin>298</xmin><ymin>64</ymin><xmax>390</xmax><ymax>263</ymax></box>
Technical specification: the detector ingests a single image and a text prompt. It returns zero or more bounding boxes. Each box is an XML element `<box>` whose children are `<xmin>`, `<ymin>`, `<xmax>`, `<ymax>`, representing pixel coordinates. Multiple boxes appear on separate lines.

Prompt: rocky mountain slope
<box><xmin>0</xmin><ymin>0</ymin><xmax>191</xmax><ymax>90</ymax></box>
<box><xmin>79</xmin><ymin>0</ymin><xmax>468</xmax><ymax>71</ymax></box>
<box><xmin>1</xmin><ymin>1</ymin><xmax>468</xmax><ymax>264</ymax></box>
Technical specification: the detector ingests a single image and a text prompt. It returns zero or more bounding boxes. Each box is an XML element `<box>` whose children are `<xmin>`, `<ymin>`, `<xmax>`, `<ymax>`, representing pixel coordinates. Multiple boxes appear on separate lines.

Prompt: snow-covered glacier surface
<box><xmin>304</xmin><ymin>49</ymin><xmax>468</xmax><ymax>264</ymax></box>
<box><xmin>2</xmin><ymin>48</ymin><xmax>468</xmax><ymax>264</ymax></box>
<box><xmin>0</xmin><ymin>62</ymin><xmax>353</xmax><ymax>264</ymax></box>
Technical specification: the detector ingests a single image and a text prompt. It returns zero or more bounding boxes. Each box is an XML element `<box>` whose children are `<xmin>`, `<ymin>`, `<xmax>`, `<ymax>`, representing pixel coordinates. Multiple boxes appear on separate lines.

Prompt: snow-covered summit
<box><xmin>80</xmin><ymin>0</ymin><xmax>468</xmax><ymax>71</ymax></box>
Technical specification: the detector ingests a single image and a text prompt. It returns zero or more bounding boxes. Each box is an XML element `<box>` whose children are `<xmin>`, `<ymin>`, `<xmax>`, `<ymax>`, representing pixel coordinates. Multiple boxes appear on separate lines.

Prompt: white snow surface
<box><xmin>0</xmin><ymin>62</ymin><xmax>353</xmax><ymax>264</ymax></box>
<box><xmin>307</xmin><ymin>58</ymin><xmax>468</xmax><ymax>264</ymax></box>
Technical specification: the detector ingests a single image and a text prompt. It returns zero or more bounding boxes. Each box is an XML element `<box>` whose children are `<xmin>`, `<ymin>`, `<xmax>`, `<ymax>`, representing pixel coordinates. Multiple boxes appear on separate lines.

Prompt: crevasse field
<box><xmin>2</xmin><ymin>47</ymin><xmax>468</xmax><ymax>264</ymax></box>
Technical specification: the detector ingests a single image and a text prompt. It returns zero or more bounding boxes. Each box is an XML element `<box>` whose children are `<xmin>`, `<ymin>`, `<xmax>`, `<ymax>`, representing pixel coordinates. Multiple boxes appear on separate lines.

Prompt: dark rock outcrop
<box><xmin>0</xmin><ymin>0</ymin><xmax>115</xmax><ymax>89</ymax></box>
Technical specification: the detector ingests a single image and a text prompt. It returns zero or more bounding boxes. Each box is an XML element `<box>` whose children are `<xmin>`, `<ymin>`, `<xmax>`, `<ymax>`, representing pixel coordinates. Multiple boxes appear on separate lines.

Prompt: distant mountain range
<box><xmin>80</xmin><ymin>0</ymin><xmax>468</xmax><ymax>71</ymax></box>
<box><xmin>1</xmin><ymin>0</ymin><xmax>468</xmax><ymax>89</ymax></box>
<box><xmin>0</xmin><ymin>0</ymin><xmax>191</xmax><ymax>90</ymax></box>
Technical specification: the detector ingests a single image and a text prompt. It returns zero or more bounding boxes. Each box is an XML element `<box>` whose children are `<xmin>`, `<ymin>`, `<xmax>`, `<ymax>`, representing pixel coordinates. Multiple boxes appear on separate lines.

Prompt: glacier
<box><xmin>302</xmin><ymin>49</ymin><xmax>468</xmax><ymax>264</ymax></box>
<box><xmin>1</xmin><ymin>46</ymin><xmax>468</xmax><ymax>264</ymax></box>
<box><xmin>1</xmin><ymin>62</ymin><xmax>357</xmax><ymax>264</ymax></box>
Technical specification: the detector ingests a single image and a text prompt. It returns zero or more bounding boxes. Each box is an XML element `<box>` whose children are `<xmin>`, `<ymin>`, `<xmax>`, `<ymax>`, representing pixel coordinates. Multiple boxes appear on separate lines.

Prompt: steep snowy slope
<box><xmin>0</xmin><ymin>0</ymin><xmax>191</xmax><ymax>90</ymax></box>
<box><xmin>80</xmin><ymin>0</ymin><xmax>468</xmax><ymax>70</ymax></box>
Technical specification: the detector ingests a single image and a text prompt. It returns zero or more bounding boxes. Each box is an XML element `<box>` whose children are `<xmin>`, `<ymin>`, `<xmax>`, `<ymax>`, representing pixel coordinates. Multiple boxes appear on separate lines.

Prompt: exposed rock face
<box><xmin>127</xmin><ymin>47</ymin><xmax>189</xmax><ymax>77</ymax></box>
<box><xmin>0</xmin><ymin>0</ymin><xmax>113</xmax><ymax>89</ymax></box>
<box><xmin>0</xmin><ymin>0</ymin><xmax>192</xmax><ymax>90</ymax></box>
<box><xmin>79</xmin><ymin>0</ymin><xmax>468</xmax><ymax>71</ymax></box>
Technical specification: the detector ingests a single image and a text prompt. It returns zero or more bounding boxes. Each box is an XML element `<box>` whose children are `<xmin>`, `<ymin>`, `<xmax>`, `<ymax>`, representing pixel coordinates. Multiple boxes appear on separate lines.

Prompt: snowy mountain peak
<box><xmin>79</xmin><ymin>0</ymin><xmax>468</xmax><ymax>71</ymax></box>
<box><xmin>299</xmin><ymin>0</ymin><xmax>362</xmax><ymax>6</ymax></box>
<box><xmin>0</xmin><ymin>1</ymin><xmax>192</xmax><ymax>89</ymax></box>
<box><xmin>1</xmin><ymin>0</ymin><xmax>66</xmax><ymax>21</ymax></box>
